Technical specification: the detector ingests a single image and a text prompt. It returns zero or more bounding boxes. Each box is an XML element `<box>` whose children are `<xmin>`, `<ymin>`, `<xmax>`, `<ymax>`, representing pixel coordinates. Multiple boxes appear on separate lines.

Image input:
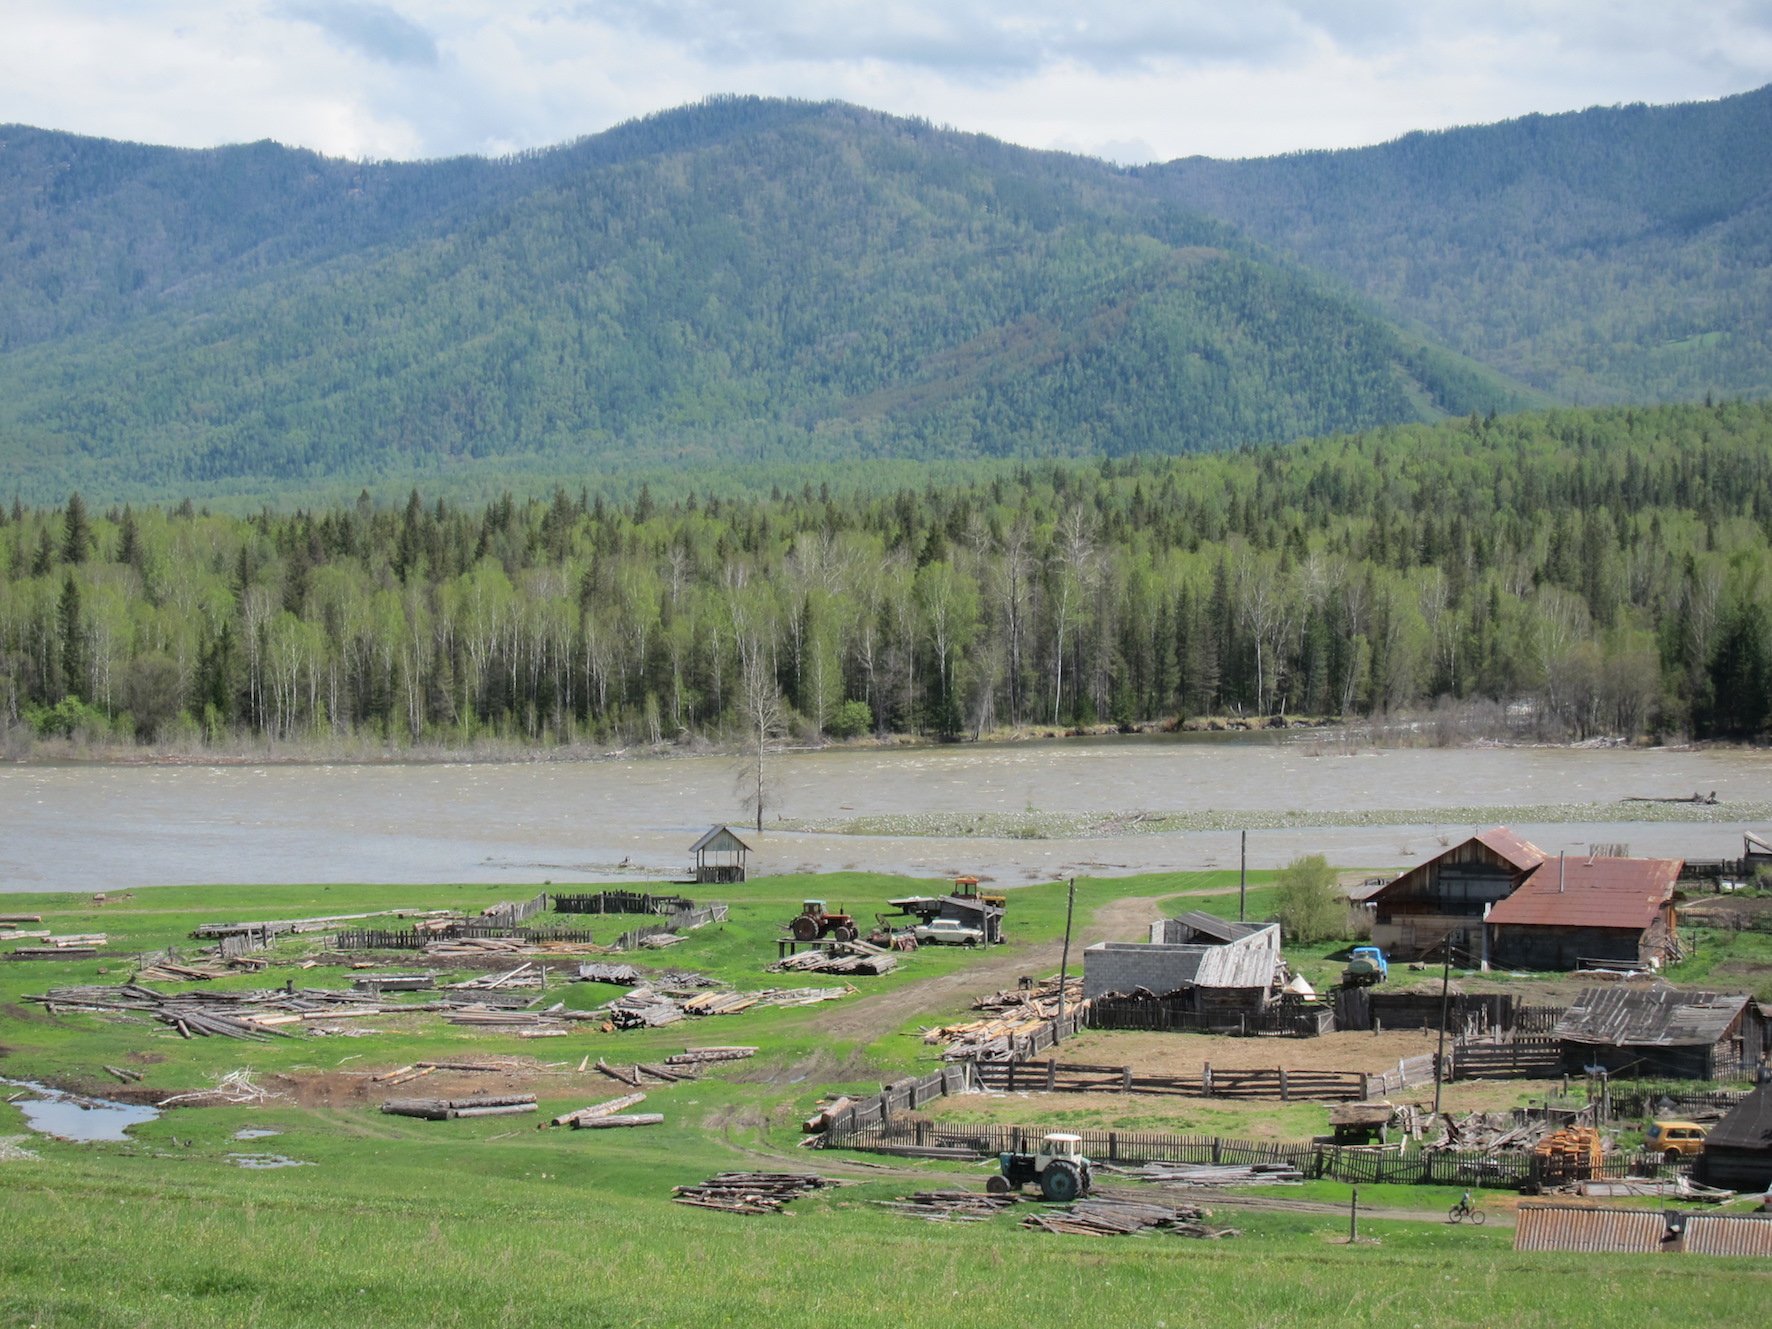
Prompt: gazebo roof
<box><xmin>689</xmin><ymin>824</ymin><xmax>756</xmax><ymax>854</ymax></box>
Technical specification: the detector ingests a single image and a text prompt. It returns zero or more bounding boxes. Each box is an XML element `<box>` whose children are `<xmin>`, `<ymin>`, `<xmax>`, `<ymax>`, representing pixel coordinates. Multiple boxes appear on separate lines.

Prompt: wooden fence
<box><xmin>1449</xmin><ymin>1036</ymin><xmax>1562</xmax><ymax>1080</ymax></box>
<box><xmin>823</xmin><ymin>1119</ymin><xmax>1686</xmax><ymax>1192</ymax></box>
<box><xmin>821</xmin><ymin>1064</ymin><xmax>980</xmax><ymax>1137</ymax></box>
<box><xmin>553</xmin><ymin>891</ymin><xmax>695</xmax><ymax>916</ymax></box>
<box><xmin>1087</xmin><ymin>997</ymin><xmax>1334</xmax><ymax>1037</ymax></box>
<box><xmin>332</xmin><ymin>923</ymin><xmax>602</xmax><ymax>950</ymax></box>
<box><xmin>971</xmin><ymin>1055</ymin><xmax>1433</xmax><ymax>1102</ymax></box>
<box><xmin>483</xmin><ymin>893</ymin><xmax>549</xmax><ymax>927</ymax></box>
<box><xmin>611</xmin><ymin>903</ymin><xmax>728</xmax><ymax>951</ymax></box>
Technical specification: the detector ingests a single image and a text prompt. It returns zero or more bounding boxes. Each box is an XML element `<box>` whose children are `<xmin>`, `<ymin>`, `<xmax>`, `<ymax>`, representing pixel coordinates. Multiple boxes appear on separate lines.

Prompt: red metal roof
<box><xmin>1485</xmin><ymin>856</ymin><xmax>1680</xmax><ymax>930</ymax></box>
<box><xmin>1473</xmin><ymin>826</ymin><xmax>1548</xmax><ymax>872</ymax></box>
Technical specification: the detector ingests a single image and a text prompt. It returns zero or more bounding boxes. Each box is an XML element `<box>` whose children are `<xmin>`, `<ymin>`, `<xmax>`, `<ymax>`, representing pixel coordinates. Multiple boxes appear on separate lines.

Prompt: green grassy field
<box><xmin>1</xmin><ymin>874</ymin><xmax>1767</xmax><ymax>1328</ymax></box>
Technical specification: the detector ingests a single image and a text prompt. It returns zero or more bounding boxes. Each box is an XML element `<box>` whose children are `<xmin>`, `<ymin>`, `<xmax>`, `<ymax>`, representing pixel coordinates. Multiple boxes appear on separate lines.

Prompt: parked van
<box><xmin>1645</xmin><ymin>1120</ymin><xmax>1708</xmax><ymax>1159</ymax></box>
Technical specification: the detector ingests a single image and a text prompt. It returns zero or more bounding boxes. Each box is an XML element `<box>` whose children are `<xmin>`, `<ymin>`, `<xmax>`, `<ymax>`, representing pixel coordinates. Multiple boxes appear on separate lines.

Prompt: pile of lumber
<box><xmin>1428</xmin><ymin>1110</ymin><xmax>1560</xmax><ymax>1153</ymax></box>
<box><xmin>1021</xmin><ymin>1190</ymin><xmax>1231</xmax><ymax>1238</ymax></box>
<box><xmin>422</xmin><ymin>936</ymin><xmax>604</xmax><ymax>960</ymax></box>
<box><xmin>880</xmin><ymin>1190</ymin><xmax>1023</xmax><ymax>1222</ymax></box>
<box><xmin>923</xmin><ymin>975</ymin><xmax>1082</xmax><ymax>1059</ymax></box>
<box><xmin>22</xmin><ymin>982</ymin><xmax>418</xmax><ymax>1040</ymax></box>
<box><xmin>448</xmin><ymin>963</ymin><xmax>543</xmax><ymax>991</ymax></box>
<box><xmin>665</xmin><ymin>1045</ymin><xmax>755</xmax><ymax>1066</ymax></box>
<box><xmin>6</xmin><ymin>933</ymin><xmax>108</xmax><ymax>960</ymax></box>
<box><xmin>353</xmin><ymin>973</ymin><xmax>436</xmax><ymax>992</ymax></box>
<box><xmin>382</xmin><ymin>1092</ymin><xmax>537</xmax><ymax>1120</ymax></box>
<box><xmin>672</xmin><ymin>1172</ymin><xmax>832</xmax><ymax>1215</ymax></box>
<box><xmin>770</xmin><ymin>949</ymin><xmax>897</xmax><ymax>976</ymax></box>
<box><xmin>602</xmin><ymin>986</ymin><xmax>846</xmax><ymax>1029</ymax></box>
<box><xmin>135</xmin><ymin>958</ymin><xmax>232</xmax><ymax>982</ymax></box>
<box><xmin>1110</xmin><ymin>1160</ymin><xmax>1306</xmax><ymax>1186</ymax></box>
<box><xmin>592</xmin><ymin>1057</ymin><xmax>699</xmax><ymax>1086</ymax></box>
<box><xmin>576</xmin><ymin>963</ymin><xmax>717</xmax><ymax>988</ymax></box>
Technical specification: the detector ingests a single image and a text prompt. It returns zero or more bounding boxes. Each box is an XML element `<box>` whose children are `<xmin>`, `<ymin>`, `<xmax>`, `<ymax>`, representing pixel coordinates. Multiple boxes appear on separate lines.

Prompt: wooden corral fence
<box><xmin>483</xmin><ymin>893</ymin><xmax>549</xmax><ymax>927</ymax></box>
<box><xmin>1609</xmin><ymin>1087</ymin><xmax>1749</xmax><ymax>1120</ymax></box>
<box><xmin>553</xmin><ymin>891</ymin><xmax>696</xmax><ymax>916</ymax></box>
<box><xmin>820</xmin><ymin>1064</ymin><xmax>980</xmax><ymax>1137</ymax></box>
<box><xmin>216</xmin><ymin>932</ymin><xmax>269</xmax><ymax>960</ymax></box>
<box><xmin>332</xmin><ymin>924</ymin><xmax>602</xmax><ymax>950</ymax></box>
<box><xmin>611</xmin><ymin>904</ymin><xmax>728</xmax><ymax>950</ymax></box>
<box><xmin>1086</xmin><ymin>997</ymin><xmax>1334</xmax><ymax>1038</ymax></box>
<box><xmin>1448</xmin><ymin>1035</ymin><xmax>1563</xmax><ymax>1080</ymax></box>
<box><xmin>824</xmin><ymin>1119</ymin><xmax>1685</xmax><ymax>1192</ymax></box>
<box><xmin>972</xmin><ymin>1054</ymin><xmax>1437</xmax><ymax>1103</ymax></box>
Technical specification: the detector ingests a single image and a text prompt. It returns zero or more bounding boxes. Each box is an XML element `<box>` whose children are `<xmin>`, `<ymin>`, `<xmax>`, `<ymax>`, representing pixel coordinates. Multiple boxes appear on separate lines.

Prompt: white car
<box><xmin>913</xmin><ymin>918</ymin><xmax>984</xmax><ymax>946</ymax></box>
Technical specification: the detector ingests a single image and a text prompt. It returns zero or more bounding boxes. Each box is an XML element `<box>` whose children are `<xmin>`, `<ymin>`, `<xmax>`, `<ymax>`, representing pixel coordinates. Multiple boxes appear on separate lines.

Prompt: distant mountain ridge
<box><xmin>3</xmin><ymin>87</ymin><xmax>1766</xmax><ymax>503</ymax></box>
<box><xmin>1149</xmin><ymin>84</ymin><xmax>1772</xmax><ymax>405</ymax></box>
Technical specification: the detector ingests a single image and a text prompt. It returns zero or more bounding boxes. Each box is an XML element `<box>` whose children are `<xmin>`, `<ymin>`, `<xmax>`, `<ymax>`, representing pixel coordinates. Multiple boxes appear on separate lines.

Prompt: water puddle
<box><xmin>1</xmin><ymin>1078</ymin><xmax>160</xmax><ymax>1142</ymax></box>
<box><xmin>228</xmin><ymin>1152</ymin><xmax>312</xmax><ymax>1169</ymax></box>
<box><xmin>232</xmin><ymin>1128</ymin><xmax>282</xmax><ymax>1141</ymax></box>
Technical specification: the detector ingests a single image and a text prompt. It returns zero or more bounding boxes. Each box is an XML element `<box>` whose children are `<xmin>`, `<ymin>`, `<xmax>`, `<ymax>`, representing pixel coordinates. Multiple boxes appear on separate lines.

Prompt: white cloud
<box><xmin>0</xmin><ymin>2</ymin><xmax>1767</xmax><ymax>164</ymax></box>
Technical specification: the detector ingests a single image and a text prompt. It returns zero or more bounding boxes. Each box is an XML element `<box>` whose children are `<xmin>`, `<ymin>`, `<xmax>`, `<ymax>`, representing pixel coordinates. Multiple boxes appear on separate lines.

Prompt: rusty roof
<box><xmin>1473</xmin><ymin>826</ymin><xmax>1549</xmax><ymax>871</ymax></box>
<box><xmin>1485</xmin><ymin>855</ymin><xmax>1680</xmax><ymax>930</ymax></box>
<box><xmin>1553</xmin><ymin>986</ymin><xmax>1750</xmax><ymax>1048</ymax></box>
<box><xmin>1681</xmin><ymin>1212</ymin><xmax>1772</xmax><ymax>1257</ymax></box>
<box><xmin>1514</xmin><ymin>1203</ymin><xmax>1669</xmax><ymax>1253</ymax></box>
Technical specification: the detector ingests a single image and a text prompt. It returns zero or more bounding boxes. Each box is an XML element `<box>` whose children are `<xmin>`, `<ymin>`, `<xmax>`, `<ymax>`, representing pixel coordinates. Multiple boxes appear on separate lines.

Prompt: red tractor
<box><xmin>788</xmin><ymin>900</ymin><xmax>858</xmax><ymax>943</ymax></box>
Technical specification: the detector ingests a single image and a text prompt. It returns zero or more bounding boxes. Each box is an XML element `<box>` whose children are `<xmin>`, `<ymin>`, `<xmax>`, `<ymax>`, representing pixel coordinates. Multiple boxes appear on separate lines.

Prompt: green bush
<box><xmin>828</xmin><ymin>699</ymin><xmax>873</xmax><ymax>739</ymax></box>
<box><xmin>1273</xmin><ymin>853</ymin><xmax>1343</xmax><ymax>944</ymax></box>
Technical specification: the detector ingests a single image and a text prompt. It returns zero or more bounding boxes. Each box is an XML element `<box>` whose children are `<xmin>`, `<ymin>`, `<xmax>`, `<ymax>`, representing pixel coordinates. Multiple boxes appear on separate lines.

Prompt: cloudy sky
<box><xmin>5</xmin><ymin>2</ymin><xmax>1770</xmax><ymax>165</ymax></box>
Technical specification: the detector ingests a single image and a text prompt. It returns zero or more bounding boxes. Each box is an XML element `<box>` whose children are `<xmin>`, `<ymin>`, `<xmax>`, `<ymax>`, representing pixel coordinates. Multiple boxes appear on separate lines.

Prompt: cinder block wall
<box><xmin>1083</xmin><ymin>942</ymin><xmax>1187</xmax><ymax>1000</ymax></box>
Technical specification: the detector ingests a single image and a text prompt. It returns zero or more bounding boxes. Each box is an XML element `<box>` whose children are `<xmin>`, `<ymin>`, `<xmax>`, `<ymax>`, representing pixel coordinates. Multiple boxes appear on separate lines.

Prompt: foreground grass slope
<box><xmin>0</xmin><ymin>874</ymin><xmax>1766</xmax><ymax>1328</ymax></box>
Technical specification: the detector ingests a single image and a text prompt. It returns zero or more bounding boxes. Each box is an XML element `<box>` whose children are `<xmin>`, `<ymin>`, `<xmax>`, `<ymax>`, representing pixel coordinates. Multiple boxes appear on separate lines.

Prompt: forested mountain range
<box><xmin>2</xmin><ymin>88</ymin><xmax>1767</xmax><ymax>506</ymax></box>
<box><xmin>4</xmin><ymin>401</ymin><xmax>1769</xmax><ymax>751</ymax></box>
<box><xmin>0</xmin><ymin>98</ymin><xmax>1544</xmax><ymax>505</ymax></box>
<box><xmin>1152</xmin><ymin>85</ymin><xmax>1772</xmax><ymax>406</ymax></box>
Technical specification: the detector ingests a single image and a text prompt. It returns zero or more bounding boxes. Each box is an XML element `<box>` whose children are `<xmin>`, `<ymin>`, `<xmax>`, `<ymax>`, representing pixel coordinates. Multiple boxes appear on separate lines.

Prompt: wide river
<box><xmin>4</xmin><ymin>736</ymin><xmax>1771</xmax><ymax>894</ymax></box>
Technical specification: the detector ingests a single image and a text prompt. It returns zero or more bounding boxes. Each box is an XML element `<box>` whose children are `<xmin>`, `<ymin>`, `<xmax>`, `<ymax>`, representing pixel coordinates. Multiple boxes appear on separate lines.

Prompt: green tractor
<box><xmin>987</xmin><ymin>1132</ymin><xmax>1094</xmax><ymax>1201</ymax></box>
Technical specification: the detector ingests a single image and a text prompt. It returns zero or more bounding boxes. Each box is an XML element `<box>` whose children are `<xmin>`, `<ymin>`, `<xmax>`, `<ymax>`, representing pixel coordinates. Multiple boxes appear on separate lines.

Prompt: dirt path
<box><xmin>811</xmin><ymin>894</ymin><xmax>1167</xmax><ymax>1045</ymax></box>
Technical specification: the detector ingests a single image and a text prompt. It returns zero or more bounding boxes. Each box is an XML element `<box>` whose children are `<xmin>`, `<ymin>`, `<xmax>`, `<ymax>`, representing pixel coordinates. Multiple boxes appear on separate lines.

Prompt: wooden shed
<box><xmin>1368</xmin><ymin>827</ymin><xmax>1545</xmax><ymax>961</ymax></box>
<box><xmin>689</xmin><ymin>825</ymin><xmax>754</xmax><ymax>884</ymax></box>
<box><xmin>1553</xmin><ymin>986</ymin><xmax>1763</xmax><ymax>1080</ymax></box>
<box><xmin>1698</xmin><ymin>1082</ymin><xmax>1772</xmax><ymax>1193</ymax></box>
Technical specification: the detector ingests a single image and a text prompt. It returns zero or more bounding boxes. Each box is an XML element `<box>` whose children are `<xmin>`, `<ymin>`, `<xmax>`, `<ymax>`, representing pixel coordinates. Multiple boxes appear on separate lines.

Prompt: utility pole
<box><xmin>1239</xmin><ymin>831</ymin><xmax>1247</xmax><ymax>922</ymax></box>
<box><xmin>1432</xmin><ymin>934</ymin><xmax>1453</xmax><ymax>1116</ymax></box>
<box><xmin>1055</xmin><ymin>876</ymin><xmax>1077</xmax><ymax>1040</ymax></box>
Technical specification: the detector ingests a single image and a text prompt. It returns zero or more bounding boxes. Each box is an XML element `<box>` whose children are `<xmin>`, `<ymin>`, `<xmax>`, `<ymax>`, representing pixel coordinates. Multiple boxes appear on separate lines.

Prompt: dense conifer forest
<box><xmin>4</xmin><ymin>401</ymin><xmax>1769</xmax><ymax>752</ymax></box>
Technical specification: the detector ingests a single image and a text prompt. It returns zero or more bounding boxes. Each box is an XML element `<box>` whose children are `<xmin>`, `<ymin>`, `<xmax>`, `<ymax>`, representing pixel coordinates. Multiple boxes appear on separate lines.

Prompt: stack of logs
<box><xmin>1021</xmin><ymin>1191</ymin><xmax>1232</xmax><ymax>1238</ymax></box>
<box><xmin>923</xmin><ymin>975</ymin><xmax>1083</xmax><ymax>1060</ymax></box>
<box><xmin>672</xmin><ymin>1172</ymin><xmax>832</xmax><ymax>1215</ymax></box>
<box><xmin>770</xmin><ymin>947</ymin><xmax>897</xmax><ymax>977</ymax></box>
<box><xmin>548</xmin><ymin>1091</ymin><xmax>662</xmax><ymax>1129</ymax></box>
<box><xmin>382</xmin><ymin>1093</ymin><xmax>537</xmax><ymax>1120</ymax></box>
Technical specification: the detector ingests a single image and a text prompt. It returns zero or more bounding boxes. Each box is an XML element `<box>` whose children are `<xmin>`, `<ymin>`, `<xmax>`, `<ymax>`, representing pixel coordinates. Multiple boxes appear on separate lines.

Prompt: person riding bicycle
<box><xmin>1457</xmin><ymin>1190</ymin><xmax>1474</xmax><ymax>1215</ymax></box>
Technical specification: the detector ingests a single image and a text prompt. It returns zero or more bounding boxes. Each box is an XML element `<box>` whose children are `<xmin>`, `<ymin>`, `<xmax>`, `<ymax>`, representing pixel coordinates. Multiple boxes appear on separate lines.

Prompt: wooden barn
<box><xmin>689</xmin><ymin>825</ymin><xmax>754</xmax><ymax>884</ymax></box>
<box><xmin>1698</xmin><ymin>1082</ymin><xmax>1772</xmax><ymax>1192</ymax></box>
<box><xmin>1485</xmin><ymin>854</ymin><xmax>1682</xmax><ymax>970</ymax></box>
<box><xmin>1083</xmin><ymin>915</ymin><xmax>1282</xmax><ymax>1025</ymax></box>
<box><xmin>1553</xmin><ymin>986</ymin><xmax>1764</xmax><ymax>1080</ymax></box>
<box><xmin>1368</xmin><ymin>827</ymin><xmax>1545</xmax><ymax>961</ymax></box>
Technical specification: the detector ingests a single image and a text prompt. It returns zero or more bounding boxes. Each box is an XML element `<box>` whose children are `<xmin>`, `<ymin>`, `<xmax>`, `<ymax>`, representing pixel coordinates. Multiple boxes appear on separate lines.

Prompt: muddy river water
<box><xmin>4</xmin><ymin>736</ymin><xmax>1771</xmax><ymax>892</ymax></box>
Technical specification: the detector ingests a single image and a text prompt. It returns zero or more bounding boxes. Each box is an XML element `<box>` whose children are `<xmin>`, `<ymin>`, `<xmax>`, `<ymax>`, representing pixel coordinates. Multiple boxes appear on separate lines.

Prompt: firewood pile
<box><xmin>575</xmin><ymin>963</ymin><xmax>718</xmax><ymax>988</ymax></box>
<box><xmin>923</xmin><ymin>975</ymin><xmax>1083</xmax><ymax>1059</ymax></box>
<box><xmin>23</xmin><ymin>982</ymin><xmax>416</xmax><ymax>1040</ymax></box>
<box><xmin>1427</xmin><ymin>1110</ymin><xmax>1580</xmax><ymax>1153</ymax></box>
<box><xmin>381</xmin><ymin>1092</ymin><xmax>538</xmax><ymax>1120</ymax></box>
<box><xmin>1021</xmin><ymin>1190</ymin><xmax>1232</xmax><ymax>1238</ymax></box>
<box><xmin>770</xmin><ymin>948</ymin><xmax>898</xmax><ymax>976</ymax></box>
<box><xmin>601</xmin><ymin>985</ymin><xmax>848</xmax><ymax>1029</ymax></box>
<box><xmin>672</xmin><ymin>1172</ymin><xmax>833</xmax><ymax>1215</ymax></box>
<box><xmin>880</xmin><ymin>1190</ymin><xmax>1024</xmax><ymax>1222</ymax></box>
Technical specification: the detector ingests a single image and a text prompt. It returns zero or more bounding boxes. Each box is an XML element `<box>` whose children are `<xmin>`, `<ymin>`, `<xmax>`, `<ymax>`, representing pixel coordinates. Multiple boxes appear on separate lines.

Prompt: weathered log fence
<box><xmin>553</xmin><ymin>891</ymin><xmax>696</xmax><ymax>916</ymax></box>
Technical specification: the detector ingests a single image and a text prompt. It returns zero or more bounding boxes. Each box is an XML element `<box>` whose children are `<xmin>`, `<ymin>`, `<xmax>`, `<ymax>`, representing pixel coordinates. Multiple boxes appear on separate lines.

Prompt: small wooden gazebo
<box><xmin>690</xmin><ymin>825</ymin><xmax>755</xmax><ymax>884</ymax></box>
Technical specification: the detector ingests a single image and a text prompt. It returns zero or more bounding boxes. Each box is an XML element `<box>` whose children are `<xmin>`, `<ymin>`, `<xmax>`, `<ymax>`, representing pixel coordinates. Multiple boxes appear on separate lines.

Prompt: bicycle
<box><xmin>1447</xmin><ymin>1197</ymin><xmax>1486</xmax><ymax>1225</ymax></box>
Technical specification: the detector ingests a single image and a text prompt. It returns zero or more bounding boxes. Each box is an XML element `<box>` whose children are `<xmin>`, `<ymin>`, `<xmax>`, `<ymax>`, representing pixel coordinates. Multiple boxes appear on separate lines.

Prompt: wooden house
<box><xmin>1485</xmin><ymin>854</ymin><xmax>1681</xmax><ymax>970</ymax></box>
<box><xmin>1698</xmin><ymin>1082</ymin><xmax>1772</xmax><ymax>1192</ymax></box>
<box><xmin>689</xmin><ymin>825</ymin><xmax>754</xmax><ymax>884</ymax></box>
<box><xmin>1368</xmin><ymin>827</ymin><xmax>1545</xmax><ymax>961</ymax></box>
<box><xmin>1552</xmin><ymin>986</ymin><xmax>1764</xmax><ymax>1080</ymax></box>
